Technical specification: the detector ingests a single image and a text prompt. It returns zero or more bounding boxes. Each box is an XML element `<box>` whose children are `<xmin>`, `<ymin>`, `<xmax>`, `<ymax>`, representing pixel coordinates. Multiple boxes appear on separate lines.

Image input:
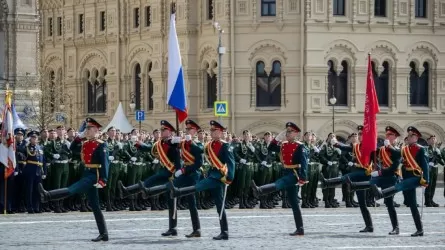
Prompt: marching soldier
<box><xmin>44</xmin><ymin>125</ymin><xmax>71</xmax><ymax>213</ymax></box>
<box><xmin>256</xmin><ymin>132</ymin><xmax>274</xmax><ymax>209</ymax></box>
<box><xmin>119</xmin><ymin>120</ymin><xmax>182</xmax><ymax>236</ymax></box>
<box><xmin>169</xmin><ymin>119</ymin><xmax>203</xmax><ymax>237</ymax></box>
<box><xmin>39</xmin><ymin>117</ymin><xmax>110</xmax><ymax>241</ymax></box>
<box><xmin>320</xmin><ymin>125</ymin><xmax>375</xmax><ymax>233</ymax></box>
<box><xmin>23</xmin><ymin>131</ymin><xmax>45</xmax><ymax>213</ymax></box>
<box><xmin>319</xmin><ymin>133</ymin><xmax>342</xmax><ymax>208</ymax></box>
<box><xmin>69</xmin><ymin>127</ymin><xmax>90</xmax><ymax>212</ymax></box>
<box><xmin>372</xmin><ymin>126</ymin><xmax>428</xmax><ymax>237</ymax></box>
<box><xmin>251</xmin><ymin>122</ymin><xmax>308</xmax><ymax>236</ymax></box>
<box><xmin>340</xmin><ymin>133</ymin><xmax>359</xmax><ymax>207</ymax></box>
<box><xmin>348</xmin><ymin>126</ymin><xmax>402</xmax><ymax>235</ymax></box>
<box><xmin>170</xmin><ymin>120</ymin><xmax>235</xmax><ymax>240</ymax></box>
<box><xmin>424</xmin><ymin>135</ymin><xmax>443</xmax><ymax>207</ymax></box>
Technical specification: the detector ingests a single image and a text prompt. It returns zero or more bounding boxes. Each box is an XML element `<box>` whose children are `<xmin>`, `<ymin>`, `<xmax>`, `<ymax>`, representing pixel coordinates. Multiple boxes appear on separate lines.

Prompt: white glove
<box><xmin>65</xmin><ymin>141</ymin><xmax>71</xmax><ymax>148</ymax></box>
<box><xmin>152</xmin><ymin>159</ymin><xmax>159</xmax><ymax>164</ymax></box>
<box><xmin>131</xmin><ymin>136</ymin><xmax>137</xmax><ymax>142</ymax></box>
<box><xmin>39</xmin><ymin>150</ymin><xmax>44</xmax><ymax>155</ymax></box>
<box><xmin>240</xmin><ymin>159</ymin><xmax>247</xmax><ymax>164</ymax></box>
<box><xmin>261</xmin><ymin>161</ymin><xmax>267</xmax><ymax>166</ymax></box>
<box><xmin>348</xmin><ymin>161</ymin><xmax>354</xmax><ymax>167</ymax></box>
<box><xmin>248</xmin><ymin>144</ymin><xmax>255</xmax><ymax>152</ymax></box>
<box><xmin>93</xmin><ymin>183</ymin><xmax>105</xmax><ymax>189</ymax></box>
<box><xmin>171</xmin><ymin>136</ymin><xmax>182</xmax><ymax>144</ymax></box>
<box><xmin>384</xmin><ymin>140</ymin><xmax>390</xmax><ymax>147</ymax></box>
<box><xmin>118</xmin><ymin>142</ymin><xmax>123</xmax><ymax>149</ymax></box>
<box><xmin>429</xmin><ymin>162</ymin><xmax>434</xmax><ymax>167</ymax></box>
<box><xmin>330</xmin><ymin>138</ymin><xmax>338</xmax><ymax>145</ymax></box>
<box><xmin>371</xmin><ymin>171</ymin><xmax>380</xmax><ymax>177</ymax></box>
<box><xmin>275</xmin><ymin>131</ymin><xmax>286</xmax><ymax>141</ymax></box>
<box><xmin>185</xmin><ymin>135</ymin><xmax>192</xmax><ymax>141</ymax></box>
<box><xmin>53</xmin><ymin>154</ymin><xmax>60</xmax><ymax>159</ymax></box>
<box><xmin>130</xmin><ymin>157</ymin><xmax>137</xmax><ymax>162</ymax></box>
<box><xmin>109</xmin><ymin>156</ymin><xmax>115</xmax><ymax>161</ymax></box>
<box><xmin>14</xmin><ymin>172</ymin><xmax>19</xmax><ymax>176</ymax></box>
<box><xmin>313</xmin><ymin>147</ymin><xmax>320</xmax><ymax>153</ymax></box>
<box><xmin>327</xmin><ymin>161</ymin><xmax>333</xmax><ymax>166</ymax></box>
<box><xmin>175</xmin><ymin>170</ymin><xmax>183</xmax><ymax>178</ymax></box>
<box><xmin>42</xmin><ymin>175</ymin><xmax>46</xmax><ymax>180</ymax></box>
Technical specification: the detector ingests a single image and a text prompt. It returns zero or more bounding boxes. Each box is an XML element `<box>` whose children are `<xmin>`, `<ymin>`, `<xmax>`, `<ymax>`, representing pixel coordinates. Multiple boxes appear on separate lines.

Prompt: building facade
<box><xmin>38</xmin><ymin>0</ymin><xmax>445</xmax><ymax>142</ymax></box>
<box><xmin>0</xmin><ymin>0</ymin><xmax>40</xmax><ymax>111</ymax></box>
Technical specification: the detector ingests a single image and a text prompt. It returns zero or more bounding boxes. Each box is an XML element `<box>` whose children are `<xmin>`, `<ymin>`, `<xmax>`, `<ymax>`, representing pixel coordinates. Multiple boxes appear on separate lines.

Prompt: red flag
<box><xmin>361</xmin><ymin>54</ymin><xmax>380</xmax><ymax>164</ymax></box>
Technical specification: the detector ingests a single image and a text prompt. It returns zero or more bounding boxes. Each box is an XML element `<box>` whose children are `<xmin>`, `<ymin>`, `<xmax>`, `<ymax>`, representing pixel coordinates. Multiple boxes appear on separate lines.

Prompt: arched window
<box><xmin>147</xmin><ymin>62</ymin><xmax>154</xmax><ymax>111</ymax></box>
<box><xmin>134</xmin><ymin>63</ymin><xmax>142</xmax><ymax>110</ymax></box>
<box><xmin>256</xmin><ymin>61</ymin><xmax>281</xmax><ymax>107</ymax></box>
<box><xmin>87</xmin><ymin>69</ymin><xmax>107</xmax><ymax>113</ymax></box>
<box><xmin>206</xmin><ymin>64</ymin><xmax>217</xmax><ymax>109</ymax></box>
<box><xmin>409</xmin><ymin>61</ymin><xmax>429</xmax><ymax>106</ymax></box>
<box><xmin>372</xmin><ymin>61</ymin><xmax>389</xmax><ymax>106</ymax></box>
<box><xmin>327</xmin><ymin>60</ymin><xmax>348</xmax><ymax>106</ymax></box>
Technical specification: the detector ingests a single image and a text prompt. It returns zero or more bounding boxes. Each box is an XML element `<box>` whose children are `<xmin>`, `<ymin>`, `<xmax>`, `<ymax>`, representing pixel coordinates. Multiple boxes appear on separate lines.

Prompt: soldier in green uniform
<box><xmin>44</xmin><ymin>125</ymin><xmax>72</xmax><ymax>213</ymax></box>
<box><xmin>255</xmin><ymin>132</ymin><xmax>274</xmax><ymax>209</ymax></box>
<box><xmin>424</xmin><ymin>135</ymin><xmax>444</xmax><ymax>207</ymax></box>
<box><xmin>251</xmin><ymin>122</ymin><xmax>308</xmax><ymax>236</ymax></box>
<box><xmin>307</xmin><ymin>132</ymin><xmax>321</xmax><ymax>207</ymax></box>
<box><xmin>170</xmin><ymin>120</ymin><xmax>235</xmax><ymax>240</ymax></box>
<box><xmin>105</xmin><ymin>126</ymin><xmax>124</xmax><ymax>211</ymax></box>
<box><xmin>233</xmin><ymin>130</ymin><xmax>257</xmax><ymax>209</ymax></box>
<box><xmin>39</xmin><ymin>117</ymin><xmax>110</xmax><ymax>242</ymax></box>
<box><xmin>39</xmin><ymin>129</ymin><xmax>52</xmax><ymax>212</ymax></box>
<box><xmin>301</xmin><ymin>132</ymin><xmax>319</xmax><ymax>208</ymax></box>
<box><xmin>339</xmin><ymin>133</ymin><xmax>359</xmax><ymax>207</ymax></box>
<box><xmin>319</xmin><ymin>133</ymin><xmax>342</xmax><ymax>208</ymax></box>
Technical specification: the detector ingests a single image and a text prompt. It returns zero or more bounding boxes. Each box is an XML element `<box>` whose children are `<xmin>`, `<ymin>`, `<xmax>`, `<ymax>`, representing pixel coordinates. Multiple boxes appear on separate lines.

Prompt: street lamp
<box><xmin>129</xmin><ymin>92</ymin><xmax>136</xmax><ymax>112</ymax></box>
<box><xmin>214</xmin><ymin>21</ymin><xmax>225</xmax><ymax>122</ymax></box>
<box><xmin>329</xmin><ymin>85</ymin><xmax>337</xmax><ymax>133</ymax></box>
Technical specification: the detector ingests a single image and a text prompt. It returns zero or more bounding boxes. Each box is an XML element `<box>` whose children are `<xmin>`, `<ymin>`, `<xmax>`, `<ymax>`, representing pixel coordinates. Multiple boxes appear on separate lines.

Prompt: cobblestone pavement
<box><xmin>1</xmin><ymin>188</ymin><xmax>444</xmax><ymax>250</ymax></box>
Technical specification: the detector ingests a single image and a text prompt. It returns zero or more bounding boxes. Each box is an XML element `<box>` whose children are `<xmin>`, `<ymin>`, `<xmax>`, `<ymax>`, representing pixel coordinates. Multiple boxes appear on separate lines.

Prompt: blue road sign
<box><xmin>214</xmin><ymin>101</ymin><xmax>228</xmax><ymax>117</ymax></box>
<box><xmin>135</xmin><ymin>110</ymin><xmax>145</xmax><ymax>121</ymax></box>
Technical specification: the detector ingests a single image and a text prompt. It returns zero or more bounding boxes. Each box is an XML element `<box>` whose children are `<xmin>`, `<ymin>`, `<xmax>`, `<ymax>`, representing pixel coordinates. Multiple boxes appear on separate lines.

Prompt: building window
<box><xmin>78</xmin><ymin>14</ymin><xmax>84</xmax><ymax>34</ymax></box>
<box><xmin>87</xmin><ymin>69</ymin><xmax>107</xmax><ymax>113</ymax></box>
<box><xmin>134</xmin><ymin>64</ymin><xmax>142</xmax><ymax>110</ymax></box>
<box><xmin>372</xmin><ymin>61</ymin><xmax>389</xmax><ymax>107</ymax></box>
<box><xmin>100</xmin><ymin>11</ymin><xmax>106</xmax><ymax>31</ymax></box>
<box><xmin>256</xmin><ymin>61</ymin><xmax>281</xmax><ymax>107</ymax></box>
<box><xmin>48</xmin><ymin>17</ymin><xmax>53</xmax><ymax>36</ymax></box>
<box><xmin>134</xmin><ymin>8</ymin><xmax>140</xmax><ymax>28</ymax></box>
<box><xmin>57</xmin><ymin>17</ymin><xmax>62</xmax><ymax>36</ymax></box>
<box><xmin>261</xmin><ymin>0</ymin><xmax>276</xmax><ymax>16</ymax></box>
<box><xmin>145</xmin><ymin>6</ymin><xmax>151</xmax><ymax>27</ymax></box>
<box><xmin>327</xmin><ymin>60</ymin><xmax>348</xmax><ymax>106</ymax></box>
<box><xmin>333</xmin><ymin>0</ymin><xmax>345</xmax><ymax>16</ymax></box>
<box><xmin>206</xmin><ymin>70</ymin><xmax>217</xmax><ymax>109</ymax></box>
<box><xmin>147</xmin><ymin>62</ymin><xmax>153</xmax><ymax>111</ymax></box>
<box><xmin>374</xmin><ymin>0</ymin><xmax>386</xmax><ymax>17</ymax></box>
<box><xmin>409</xmin><ymin>61</ymin><xmax>429</xmax><ymax>107</ymax></box>
<box><xmin>415</xmin><ymin>0</ymin><xmax>427</xmax><ymax>18</ymax></box>
<box><xmin>207</xmin><ymin>0</ymin><xmax>214</xmax><ymax>20</ymax></box>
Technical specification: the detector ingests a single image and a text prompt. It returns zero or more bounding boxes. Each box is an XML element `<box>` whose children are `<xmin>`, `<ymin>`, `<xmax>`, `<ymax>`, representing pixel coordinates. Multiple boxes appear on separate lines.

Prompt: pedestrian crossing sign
<box><xmin>214</xmin><ymin>101</ymin><xmax>229</xmax><ymax>117</ymax></box>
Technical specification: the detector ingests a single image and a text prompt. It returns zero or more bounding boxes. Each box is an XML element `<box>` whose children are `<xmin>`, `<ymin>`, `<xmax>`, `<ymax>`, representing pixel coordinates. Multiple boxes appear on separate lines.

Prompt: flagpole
<box><xmin>170</xmin><ymin>1</ymin><xmax>178</xmax><ymax>221</ymax></box>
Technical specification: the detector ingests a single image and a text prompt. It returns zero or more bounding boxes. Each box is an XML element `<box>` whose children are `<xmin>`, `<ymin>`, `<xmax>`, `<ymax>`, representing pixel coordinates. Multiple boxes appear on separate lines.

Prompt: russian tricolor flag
<box><xmin>167</xmin><ymin>12</ymin><xmax>188</xmax><ymax>123</ymax></box>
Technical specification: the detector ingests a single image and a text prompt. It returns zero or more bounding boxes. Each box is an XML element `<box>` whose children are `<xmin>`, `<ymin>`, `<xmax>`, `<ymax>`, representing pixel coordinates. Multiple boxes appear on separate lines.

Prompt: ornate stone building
<box><xmin>38</xmin><ymin>0</ymin><xmax>445</xmax><ymax>143</ymax></box>
<box><xmin>0</xmin><ymin>0</ymin><xmax>40</xmax><ymax>109</ymax></box>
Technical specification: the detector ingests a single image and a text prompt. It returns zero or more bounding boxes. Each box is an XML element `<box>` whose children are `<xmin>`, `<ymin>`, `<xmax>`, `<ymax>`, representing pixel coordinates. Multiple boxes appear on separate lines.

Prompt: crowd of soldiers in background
<box><xmin>1</xmin><ymin>125</ymin><xmax>444</xmax><ymax>214</ymax></box>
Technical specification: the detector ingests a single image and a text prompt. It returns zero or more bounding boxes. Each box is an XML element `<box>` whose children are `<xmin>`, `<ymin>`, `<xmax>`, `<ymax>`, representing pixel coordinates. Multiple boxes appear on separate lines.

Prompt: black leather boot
<box><xmin>170</xmin><ymin>185</ymin><xmax>196</xmax><ymax>199</ymax></box>
<box><xmin>372</xmin><ymin>185</ymin><xmax>398</xmax><ymax>200</ymax></box>
<box><xmin>38</xmin><ymin>183</ymin><xmax>70</xmax><ymax>203</ymax></box>
<box><xmin>251</xmin><ymin>180</ymin><xmax>277</xmax><ymax>198</ymax></box>
<box><xmin>411</xmin><ymin>206</ymin><xmax>424</xmax><ymax>237</ymax></box>
<box><xmin>119</xmin><ymin>181</ymin><xmax>145</xmax><ymax>198</ymax></box>
<box><xmin>145</xmin><ymin>184</ymin><xmax>169</xmax><ymax>198</ymax></box>
<box><xmin>388</xmin><ymin>205</ymin><xmax>399</xmax><ymax>235</ymax></box>
<box><xmin>185</xmin><ymin>208</ymin><xmax>201</xmax><ymax>238</ymax></box>
<box><xmin>91</xmin><ymin>210</ymin><xmax>109</xmax><ymax>242</ymax></box>
<box><xmin>348</xmin><ymin>181</ymin><xmax>372</xmax><ymax>192</ymax></box>
<box><xmin>319</xmin><ymin>175</ymin><xmax>344</xmax><ymax>189</ymax></box>
<box><xmin>213</xmin><ymin>212</ymin><xmax>229</xmax><ymax>240</ymax></box>
<box><xmin>359</xmin><ymin>207</ymin><xmax>374</xmax><ymax>233</ymax></box>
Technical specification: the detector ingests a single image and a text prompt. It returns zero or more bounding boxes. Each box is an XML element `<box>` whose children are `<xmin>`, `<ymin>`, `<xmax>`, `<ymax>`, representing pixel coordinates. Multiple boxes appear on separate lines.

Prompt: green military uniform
<box><xmin>44</xmin><ymin>137</ymin><xmax>72</xmax><ymax>213</ymax></box>
<box><xmin>106</xmin><ymin>137</ymin><xmax>124</xmax><ymax>211</ymax></box>
<box><xmin>123</xmin><ymin>140</ymin><xmax>144</xmax><ymax>211</ymax></box>
<box><xmin>424</xmin><ymin>140</ymin><xmax>444</xmax><ymax>207</ymax></box>
<box><xmin>339</xmin><ymin>140</ymin><xmax>359</xmax><ymax>207</ymax></box>
<box><xmin>301</xmin><ymin>141</ymin><xmax>320</xmax><ymax>208</ymax></box>
<box><xmin>319</xmin><ymin>142</ymin><xmax>342</xmax><ymax>208</ymax></box>
<box><xmin>255</xmin><ymin>138</ymin><xmax>274</xmax><ymax>209</ymax></box>
<box><xmin>39</xmin><ymin>138</ymin><xmax>52</xmax><ymax>212</ymax></box>
<box><xmin>233</xmin><ymin>139</ymin><xmax>257</xmax><ymax>209</ymax></box>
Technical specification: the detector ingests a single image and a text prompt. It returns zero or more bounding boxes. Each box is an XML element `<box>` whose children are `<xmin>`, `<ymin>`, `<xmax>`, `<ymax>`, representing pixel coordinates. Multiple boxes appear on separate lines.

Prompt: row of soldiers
<box><xmin>1</xmin><ymin>124</ymin><xmax>444</xmax><ymax>214</ymax></box>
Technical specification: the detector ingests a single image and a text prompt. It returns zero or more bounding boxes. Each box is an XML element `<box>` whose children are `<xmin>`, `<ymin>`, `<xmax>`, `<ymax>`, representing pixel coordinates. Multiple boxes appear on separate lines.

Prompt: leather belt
<box><xmin>54</xmin><ymin>160</ymin><xmax>69</xmax><ymax>164</ymax></box>
<box><xmin>111</xmin><ymin>160</ymin><xmax>121</xmax><ymax>164</ymax></box>
<box><xmin>130</xmin><ymin>162</ymin><xmax>144</xmax><ymax>166</ymax></box>
<box><xmin>85</xmin><ymin>164</ymin><xmax>101</xmax><ymax>169</ymax></box>
<box><xmin>283</xmin><ymin>164</ymin><xmax>300</xmax><ymax>169</ymax></box>
<box><xmin>26</xmin><ymin>160</ymin><xmax>43</xmax><ymax>166</ymax></box>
